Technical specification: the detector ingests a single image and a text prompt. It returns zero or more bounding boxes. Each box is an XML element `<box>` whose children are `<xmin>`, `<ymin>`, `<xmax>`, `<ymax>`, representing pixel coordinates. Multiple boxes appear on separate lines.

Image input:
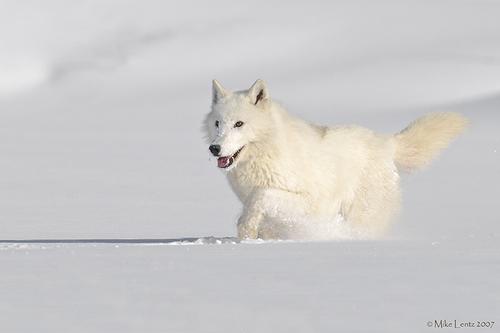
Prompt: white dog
<box><xmin>204</xmin><ymin>79</ymin><xmax>467</xmax><ymax>240</ymax></box>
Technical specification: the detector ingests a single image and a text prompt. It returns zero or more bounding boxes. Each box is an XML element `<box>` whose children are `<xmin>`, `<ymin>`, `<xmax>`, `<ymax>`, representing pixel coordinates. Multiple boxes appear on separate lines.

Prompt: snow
<box><xmin>1</xmin><ymin>239</ymin><xmax>498</xmax><ymax>332</ymax></box>
<box><xmin>1</xmin><ymin>0</ymin><xmax>499</xmax><ymax>331</ymax></box>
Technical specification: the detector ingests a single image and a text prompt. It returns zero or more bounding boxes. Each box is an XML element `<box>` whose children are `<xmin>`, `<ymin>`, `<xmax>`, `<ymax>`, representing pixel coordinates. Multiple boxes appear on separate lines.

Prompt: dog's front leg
<box><xmin>237</xmin><ymin>189</ymin><xmax>270</xmax><ymax>239</ymax></box>
<box><xmin>237</xmin><ymin>208</ymin><xmax>263</xmax><ymax>239</ymax></box>
<box><xmin>237</xmin><ymin>189</ymin><xmax>307</xmax><ymax>239</ymax></box>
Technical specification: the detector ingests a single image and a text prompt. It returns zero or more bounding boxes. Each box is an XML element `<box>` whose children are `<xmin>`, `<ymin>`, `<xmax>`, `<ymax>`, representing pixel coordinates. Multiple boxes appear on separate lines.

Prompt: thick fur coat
<box><xmin>204</xmin><ymin>80</ymin><xmax>467</xmax><ymax>239</ymax></box>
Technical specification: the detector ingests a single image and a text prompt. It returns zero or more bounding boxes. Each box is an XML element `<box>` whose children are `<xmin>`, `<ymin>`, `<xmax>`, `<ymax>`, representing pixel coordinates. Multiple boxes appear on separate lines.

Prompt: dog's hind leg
<box><xmin>237</xmin><ymin>188</ymin><xmax>309</xmax><ymax>240</ymax></box>
<box><xmin>344</xmin><ymin>168</ymin><xmax>401</xmax><ymax>238</ymax></box>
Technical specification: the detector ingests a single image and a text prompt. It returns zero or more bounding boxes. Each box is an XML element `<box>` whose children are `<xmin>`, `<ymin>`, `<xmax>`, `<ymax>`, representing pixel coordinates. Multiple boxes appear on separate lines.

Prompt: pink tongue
<box><xmin>217</xmin><ymin>156</ymin><xmax>231</xmax><ymax>168</ymax></box>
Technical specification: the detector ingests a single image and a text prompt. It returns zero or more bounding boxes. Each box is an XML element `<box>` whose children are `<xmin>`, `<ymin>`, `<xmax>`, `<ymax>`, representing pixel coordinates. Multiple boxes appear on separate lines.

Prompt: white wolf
<box><xmin>204</xmin><ymin>79</ymin><xmax>467</xmax><ymax>240</ymax></box>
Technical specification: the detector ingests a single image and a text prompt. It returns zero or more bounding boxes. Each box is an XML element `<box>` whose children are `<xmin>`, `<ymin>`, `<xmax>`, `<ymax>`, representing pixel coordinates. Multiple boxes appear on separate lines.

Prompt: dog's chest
<box><xmin>227</xmin><ymin>161</ymin><xmax>297</xmax><ymax>202</ymax></box>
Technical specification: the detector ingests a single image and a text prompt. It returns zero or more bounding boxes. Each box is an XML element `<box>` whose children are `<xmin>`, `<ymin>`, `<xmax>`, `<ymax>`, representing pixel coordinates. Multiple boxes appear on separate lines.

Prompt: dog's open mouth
<box><xmin>217</xmin><ymin>146</ymin><xmax>245</xmax><ymax>169</ymax></box>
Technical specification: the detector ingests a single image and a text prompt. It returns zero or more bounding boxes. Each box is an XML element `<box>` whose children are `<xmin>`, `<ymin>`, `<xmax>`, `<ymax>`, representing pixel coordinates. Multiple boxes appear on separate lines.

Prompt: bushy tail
<box><xmin>394</xmin><ymin>112</ymin><xmax>468</xmax><ymax>172</ymax></box>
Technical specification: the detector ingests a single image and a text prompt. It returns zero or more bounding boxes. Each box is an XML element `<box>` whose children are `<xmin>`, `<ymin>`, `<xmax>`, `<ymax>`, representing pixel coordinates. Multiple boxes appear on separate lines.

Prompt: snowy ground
<box><xmin>1</xmin><ymin>0</ymin><xmax>499</xmax><ymax>332</ymax></box>
<box><xmin>1</xmin><ymin>239</ymin><xmax>498</xmax><ymax>332</ymax></box>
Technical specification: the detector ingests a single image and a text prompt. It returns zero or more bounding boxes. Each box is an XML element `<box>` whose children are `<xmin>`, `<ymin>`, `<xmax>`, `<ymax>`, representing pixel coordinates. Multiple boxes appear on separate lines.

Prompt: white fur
<box><xmin>204</xmin><ymin>80</ymin><xmax>467</xmax><ymax>240</ymax></box>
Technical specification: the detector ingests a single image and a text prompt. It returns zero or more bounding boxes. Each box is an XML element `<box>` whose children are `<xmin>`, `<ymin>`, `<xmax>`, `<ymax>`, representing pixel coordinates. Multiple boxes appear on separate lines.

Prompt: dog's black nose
<box><xmin>209</xmin><ymin>144</ymin><xmax>221</xmax><ymax>156</ymax></box>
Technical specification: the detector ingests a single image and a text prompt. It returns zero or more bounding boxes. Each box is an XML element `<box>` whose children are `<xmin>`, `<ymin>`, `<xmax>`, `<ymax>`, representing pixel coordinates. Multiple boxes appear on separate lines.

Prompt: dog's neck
<box><xmin>226</xmin><ymin>134</ymin><xmax>301</xmax><ymax>203</ymax></box>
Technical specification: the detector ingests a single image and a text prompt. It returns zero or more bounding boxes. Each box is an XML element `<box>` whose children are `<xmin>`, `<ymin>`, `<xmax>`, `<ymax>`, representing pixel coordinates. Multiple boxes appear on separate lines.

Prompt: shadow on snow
<box><xmin>0</xmin><ymin>236</ymin><xmax>240</xmax><ymax>245</ymax></box>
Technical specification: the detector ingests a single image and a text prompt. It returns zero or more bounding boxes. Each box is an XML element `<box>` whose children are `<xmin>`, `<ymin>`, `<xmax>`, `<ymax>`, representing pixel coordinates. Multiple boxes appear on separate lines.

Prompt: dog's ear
<box><xmin>212</xmin><ymin>79</ymin><xmax>229</xmax><ymax>104</ymax></box>
<box><xmin>248</xmin><ymin>79</ymin><xmax>269</xmax><ymax>106</ymax></box>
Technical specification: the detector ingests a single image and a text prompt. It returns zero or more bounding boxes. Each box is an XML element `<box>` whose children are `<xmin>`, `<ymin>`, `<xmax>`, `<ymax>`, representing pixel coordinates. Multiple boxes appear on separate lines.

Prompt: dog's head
<box><xmin>204</xmin><ymin>79</ymin><xmax>272</xmax><ymax>171</ymax></box>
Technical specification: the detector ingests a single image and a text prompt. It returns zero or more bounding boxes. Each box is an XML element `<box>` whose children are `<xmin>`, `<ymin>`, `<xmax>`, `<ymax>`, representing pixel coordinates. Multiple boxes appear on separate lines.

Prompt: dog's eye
<box><xmin>234</xmin><ymin>121</ymin><xmax>244</xmax><ymax>128</ymax></box>
<box><xmin>215</xmin><ymin>120</ymin><xmax>219</xmax><ymax>128</ymax></box>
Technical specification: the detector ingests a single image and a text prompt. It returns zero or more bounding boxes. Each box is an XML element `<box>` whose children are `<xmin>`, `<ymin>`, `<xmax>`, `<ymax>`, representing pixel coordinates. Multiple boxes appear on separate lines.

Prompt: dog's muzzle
<box><xmin>217</xmin><ymin>146</ymin><xmax>245</xmax><ymax>169</ymax></box>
